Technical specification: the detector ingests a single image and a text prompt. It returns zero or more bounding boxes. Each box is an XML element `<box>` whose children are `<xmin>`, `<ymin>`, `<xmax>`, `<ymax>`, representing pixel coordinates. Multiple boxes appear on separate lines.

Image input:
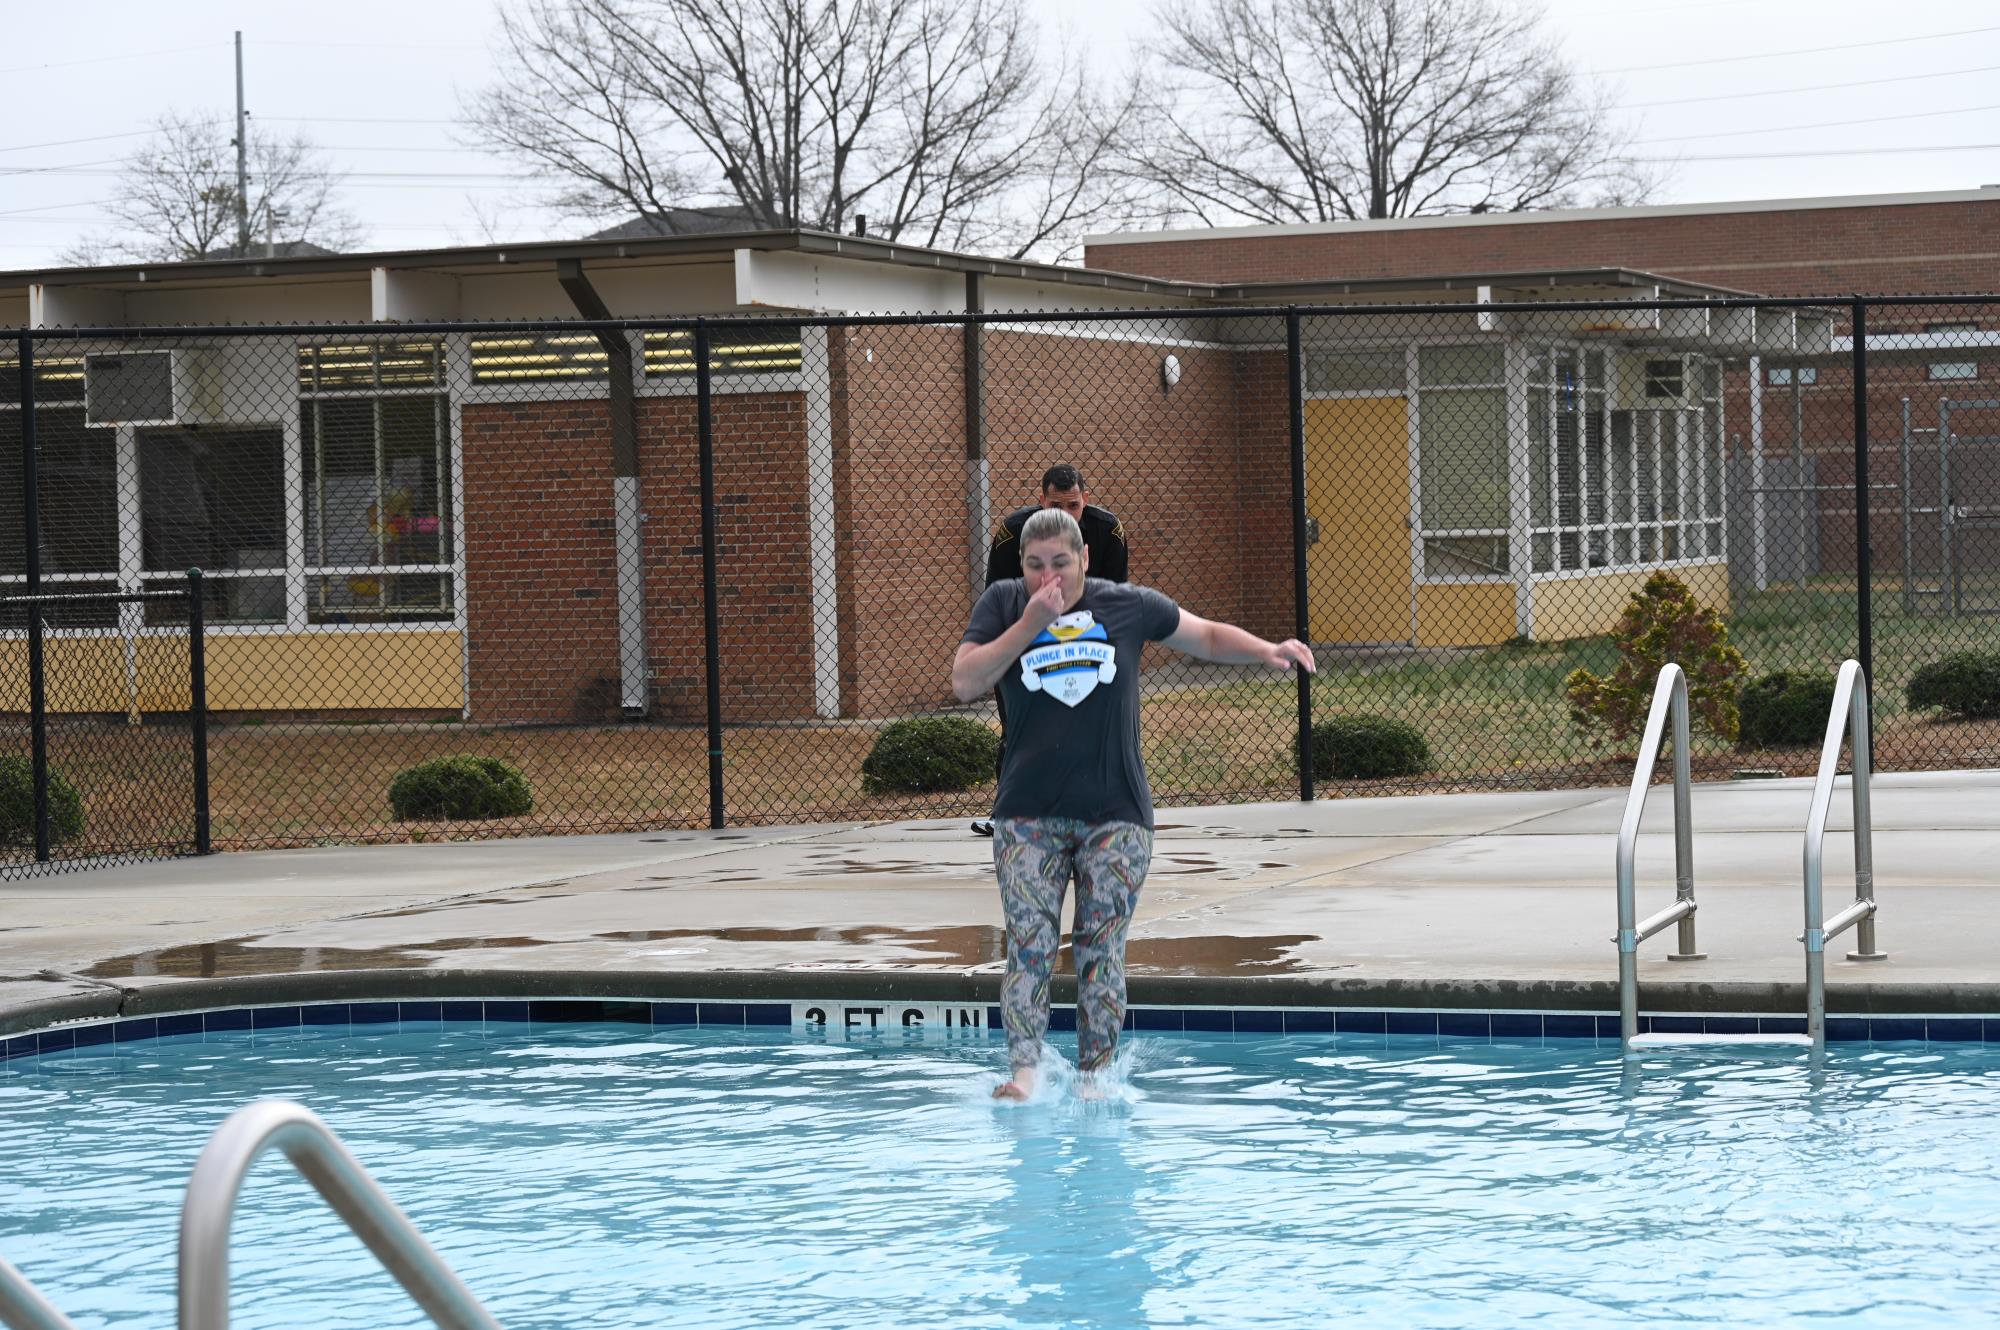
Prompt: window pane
<box><xmin>140</xmin><ymin>427</ymin><xmax>285</xmax><ymax>575</ymax></box>
<box><xmin>0</xmin><ymin>579</ymin><xmax>118</xmax><ymax>631</ymax></box>
<box><xmin>1306</xmin><ymin>347</ymin><xmax>1406</xmax><ymax>393</ymax></box>
<box><xmin>1529</xmin><ymin>389</ymin><xmax>1550</xmax><ymax>526</ymax></box>
<box><xmin>142</xmin><ymin>574</ymin><xmax>285</xmax><ymax>626</ymax></box>
<box><xmin>0</xmin><ymin>354</ymin><xmax>88</xmax><ymax>404</ymax></box>
<box><xmin>1419</xmin><ymin>388</ymin><xmax>1507</xmax><ymax>529</ymax></box>
<box><xmin>471</xmin><ymin>333</ymin><xmax>613</xmax><ymax>384</ymax></box>
<box><xmin>1533</xmin><ymin>531</ymin><xmax>1554</xmax><ymax>573</ymax></box>
<box><xmin>1419</xmin><ymin>344</ymin><xmax>1503</xmax><ymax>387</ymax></box>
<box><xmin>380</xmin><ymin>397</ymin><xmax>449</xmax><ymax>566</ymax></box>
<box><xmin>0</xmin><ymin>408</ymin><xmax>118</xmax><ymax>579</ymax></box>
<box><xmin>1555</xmin><ymin>401</ymin><xmax>1581</xmax><ymax>527</ymax></box>
<box><xmin>305</xmin><ymin>399</ymin><xmax>380</xmax><ymax>567</ymax></box>
<box><xmin>1608</xmin><ymin>413</ymin><xmax>1633</xmax><ymax>523</ymax></box>
<box><xmin>1703</xmin><ymin>408</ymin><xmax>1724</xmax><ymax>520</ymax></box>
<box><xmin>644</xmin><ymin>325</ymin><xmax>803</xmax><ymax>378</ymax></box>
<box><xmin>1658</xmin><ymin>416</ymin><xmax>1682</xmax><ymax>520</ymax></box>
<box><xmin>309</xmin><ymin>571</ymin><xmax>453</xmax><ymax>624</ymax></box>
<box><xmin>1585</xmin><ymin>409</ymin><xmax>1607</xmax><ymax>526</ymax></box>
<box><xmin>1423</xmin><ymin>535</ymin><xmax>1507</xmax><ymax>578</ymax></box>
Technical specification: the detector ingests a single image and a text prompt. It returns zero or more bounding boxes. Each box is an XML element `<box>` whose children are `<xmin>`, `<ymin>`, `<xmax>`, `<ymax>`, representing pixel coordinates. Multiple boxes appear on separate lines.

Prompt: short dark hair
<box><xmin>1040</xmin><ymin>464</ymin><xmax>1084</xmax><ymax>493</ymax></box>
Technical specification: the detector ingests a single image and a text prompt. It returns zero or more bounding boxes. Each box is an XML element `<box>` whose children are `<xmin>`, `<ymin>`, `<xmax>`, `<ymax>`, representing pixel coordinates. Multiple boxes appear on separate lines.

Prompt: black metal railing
<box><xmin>0</xmin><ymin>572</ymin><xmax>210</xmax><ymax>874</ymax></box>
<box><xmin>3</xmin><ymin>296</ymin><xmax>1997</xmax><ymax>854</ymax></box>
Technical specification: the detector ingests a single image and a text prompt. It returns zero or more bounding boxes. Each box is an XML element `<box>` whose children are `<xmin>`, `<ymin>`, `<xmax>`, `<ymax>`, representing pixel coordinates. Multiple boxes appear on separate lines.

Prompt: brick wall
<box><xmin>826</xmin><ymin>324</ymin><xmax>969</xmax><ymax>719</ymax></box>
<box><xmin>459</xmin><ymin>393</ymin><xmax>813</xmax><ymax>724</ymax></box>
<box><xmin>825</xmin><ymin>322</ymin><xmax>1299</xmax><ymax>718</ymax></box>
<box><xmin>1086</xmin><ymin>197</ymin><xmax>2000</xmax><ymax>297</ymax></box>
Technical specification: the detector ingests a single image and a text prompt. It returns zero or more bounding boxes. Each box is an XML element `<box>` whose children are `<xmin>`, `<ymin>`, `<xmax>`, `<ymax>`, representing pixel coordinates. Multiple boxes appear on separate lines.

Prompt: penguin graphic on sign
<box><xmin>1019</xmin><ymin>610</ymin><xmax>1117</xmax><ymax>707</ymax></box>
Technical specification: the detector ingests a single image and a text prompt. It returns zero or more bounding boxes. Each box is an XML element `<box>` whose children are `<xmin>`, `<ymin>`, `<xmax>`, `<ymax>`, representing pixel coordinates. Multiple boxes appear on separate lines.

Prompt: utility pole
<box><xmin>234</xmin><ymin>31</ymin><xmax>250</xmax><ymax>255</ymax></box>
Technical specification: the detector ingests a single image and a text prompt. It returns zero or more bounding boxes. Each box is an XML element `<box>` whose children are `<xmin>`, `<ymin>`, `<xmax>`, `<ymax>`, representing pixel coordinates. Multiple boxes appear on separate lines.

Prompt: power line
<box><xmin>250</xmin><ymin>39</ymin><xmax>485</xmax><ymax>52</ymax></box>
<box><xmin>258</xmin><ymin>115</ymin><xmax>471</xmax><ymax>126</ymax></box>
<box><xmin>1589</xmin><ymin>23</ymin><xmax>2000</xmax><ymax>75</ymax></box>
<box><xmin>0</xmin><ymin>130</ymin><xmax>156</xmax><ymax>156</ymax></box>
<box><xmin>0</xmin><ymin>199</ymin><xmax>115</xmax><ymax>219</ymax></box>
<box><xmin>1633</xmin><ymin>101</ymin><xmax>2000</xmax><ymax>145</ymax></box>
<box><xmin>0</xmin><ymin>41</ymin><xmax>228</xmax><ymax>76</ymax></box>
<box><xmin>1615</xmin><ymin>62</ymin><xmax>2000</xmax><ymax>109</ymax></box>
<box><xmin>1631</xmin><ymin>141</ymin><xmax>2000</xmax><ymax>162</ymax></box>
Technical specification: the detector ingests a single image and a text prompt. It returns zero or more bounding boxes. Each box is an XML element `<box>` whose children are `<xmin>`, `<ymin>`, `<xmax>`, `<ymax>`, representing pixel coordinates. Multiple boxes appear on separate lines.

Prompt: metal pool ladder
<box><xmin>2</xmin><ymin>1099</ymin><xmax>504</xmax><ymax>1330</ymax></box>
<box><xmin>1801</xmin><ymin>659</ymin><xmax>1887</xmax><ymax>1048</ymax></box>
<box><xmin>1614</xmin><ymin>663</ymin><xmax>1704</xmax><ymax>1050</ymax></box>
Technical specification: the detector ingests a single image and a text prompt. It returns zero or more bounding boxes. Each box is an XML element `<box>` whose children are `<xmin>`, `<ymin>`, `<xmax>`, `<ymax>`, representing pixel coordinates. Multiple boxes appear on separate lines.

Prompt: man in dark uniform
<box><xmin>973</xmin><ymin>464</ymin><xmax>1129</xmax><ymax>836</ymax></box>
<box><xmin>985</xmin><ymin>464</ymin><xmax>1128</xmax><ymax>586</ymax></box>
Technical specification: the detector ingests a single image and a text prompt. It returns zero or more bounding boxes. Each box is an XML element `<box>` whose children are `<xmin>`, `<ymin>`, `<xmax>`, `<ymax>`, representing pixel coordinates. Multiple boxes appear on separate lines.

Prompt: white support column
<box><xmin>1506</xmin><ymin>341</ymin><xmax>1535</xmax><ymax>638</ymax></box>
<box><xmin>968</xmin><ymin>458</ymin><xmax>990</xmax><ymax>593</ymax></box>
<box><xmin>283</xmin><ymin>404</ymin><xmax>310</xmax><ymax>630</ymax></box>
<box><xmin>113</xmin><ymin>423</ymin><xmax>143</xmax><ymax>722</ymax></box>
<box><xmin>801</xmin><ymin>326</ymin><xmax>841</xmax><ymax>719</ymax></box>
<box><xmin>444</xmin><ymin>333</ymin><xmax>472</xmax><ymax>719</ymax></box>
<box><xmin>1749</xmin><ymin>355</ymin><xmax>1767</xmax><ymax>590</ymax></box>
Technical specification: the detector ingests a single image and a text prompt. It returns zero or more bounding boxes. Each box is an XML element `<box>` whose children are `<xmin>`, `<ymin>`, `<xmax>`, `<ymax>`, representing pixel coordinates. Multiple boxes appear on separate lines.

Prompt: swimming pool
<box><xmin>4</xmin><ymin>1018</ymin><xmax>1998</xmax><ymax>1329</ymax></box>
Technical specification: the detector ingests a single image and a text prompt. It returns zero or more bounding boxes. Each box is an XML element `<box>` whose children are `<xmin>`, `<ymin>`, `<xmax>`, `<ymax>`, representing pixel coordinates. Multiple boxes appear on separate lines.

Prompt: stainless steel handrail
<box><xmin>1615</xmin><ymin>662</ymin><xmax>1702</xmax><ymax>1050</ymax></box>
<box><xmin>0</xmin><ymin>1255</ymin><xmax>79</xmax><ymax>1330</ymax></box>
<box><xmin>1803</xmin><ymin>659</ymin><xmax>1887</xmax><ymax>1049</ymax></box>
<box><xmin>179</xmin><ymin>1099</ymin><xmax>504</xmax><ymax>1330</ymax></box>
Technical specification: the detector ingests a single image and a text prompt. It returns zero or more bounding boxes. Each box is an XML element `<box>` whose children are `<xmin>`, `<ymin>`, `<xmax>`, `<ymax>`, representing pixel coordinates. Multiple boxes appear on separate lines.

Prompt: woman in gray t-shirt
<box><xmin>953</xmin><ymin>509</ymin><xmax>1315</xmax><ymax>1101</ymax></box>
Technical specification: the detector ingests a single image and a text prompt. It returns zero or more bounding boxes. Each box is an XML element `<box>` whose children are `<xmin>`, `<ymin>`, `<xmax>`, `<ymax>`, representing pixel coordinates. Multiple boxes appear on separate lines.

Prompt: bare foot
<box><xmin>992</xmin><ymin>1066</ymin><xmax>1040</xmax><ymax>1101</ymax></box>
<box><xmin>1077</xmin><ymin>1070</ymin><xmax>1107</xmax><ymax>1101</ymax></box>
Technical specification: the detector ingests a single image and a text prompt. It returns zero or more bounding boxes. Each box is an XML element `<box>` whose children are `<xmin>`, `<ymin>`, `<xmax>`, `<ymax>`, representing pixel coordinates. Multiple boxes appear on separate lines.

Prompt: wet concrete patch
<box><xmin>1125</xmin><ymin>934</ymin><xmax>1319</xmax><ymax>975</ymax></box>
<box><xmin>83</xmin><ymin>924</ymin><xmax>1010</xmax><ymax>979</ymax></box>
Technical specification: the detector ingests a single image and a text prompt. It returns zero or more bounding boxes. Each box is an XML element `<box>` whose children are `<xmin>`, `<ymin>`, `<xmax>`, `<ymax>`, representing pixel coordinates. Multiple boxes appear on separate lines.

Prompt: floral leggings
<box><xmin>992</xmin><ymin>818</ymin><xmax>1154</xmax><ymax>1073</ymax></box>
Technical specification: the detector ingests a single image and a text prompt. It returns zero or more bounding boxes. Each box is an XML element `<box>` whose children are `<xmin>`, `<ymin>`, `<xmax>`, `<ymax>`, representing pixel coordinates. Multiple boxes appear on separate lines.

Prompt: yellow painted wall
<box><xmin>0</xmin><ymin>631</ymin><xmax>464</xmax><ymax>713</ymax></box>
<box><xmin>1532</xmin><ymin>561</ymin><xmax>1731</xmax><ymax>642</ymax></box>
<box><xmin>1303</xmin><ymin>396</ymin><xmax>1411</xmax><ymax>643</ymax></box>
<box><xmin>1416</xmin><ymin>582</ymin><xmax>1517</xmax><ymax>647</ymax></box>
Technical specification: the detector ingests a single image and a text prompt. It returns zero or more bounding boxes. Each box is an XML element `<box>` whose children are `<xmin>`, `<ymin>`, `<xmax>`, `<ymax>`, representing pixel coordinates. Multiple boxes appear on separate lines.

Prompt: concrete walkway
<box><xmin>4</xmin><ymin>771</ymin><xmax>1999</xmax><ymax>1033</ymax></box>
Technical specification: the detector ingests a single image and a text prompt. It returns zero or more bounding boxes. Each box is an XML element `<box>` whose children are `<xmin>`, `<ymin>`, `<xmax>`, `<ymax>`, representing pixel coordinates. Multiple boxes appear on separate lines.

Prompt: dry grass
<box><xmin>8</xmin><ymin>580</ymin><xmax>1998</xmax><ymax>861</ymax></box>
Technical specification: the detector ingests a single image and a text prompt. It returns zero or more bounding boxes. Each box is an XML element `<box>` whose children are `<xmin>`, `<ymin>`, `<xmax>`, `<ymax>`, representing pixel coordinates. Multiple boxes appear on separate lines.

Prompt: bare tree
<box><xmin>465</xmin><ymin>0</ymin><xmax>1144</xmax><ymax>261</ymax></box>
<box><xmin>1132</xmin><ymin>0</ymin><xmax>1656</xmax><ymax>226</ymax></box>
<box><xmin>62</xmin><ymin>111</ymin><xmax>364</xmax><ymax>265</ymax></box>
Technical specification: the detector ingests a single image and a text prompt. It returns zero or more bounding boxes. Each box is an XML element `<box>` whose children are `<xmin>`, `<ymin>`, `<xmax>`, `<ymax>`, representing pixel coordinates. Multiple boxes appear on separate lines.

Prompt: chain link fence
<box><xmin>4</xmin><ymin>297</ymin><xmax>1998</xmax><ymax>868</ymax></box>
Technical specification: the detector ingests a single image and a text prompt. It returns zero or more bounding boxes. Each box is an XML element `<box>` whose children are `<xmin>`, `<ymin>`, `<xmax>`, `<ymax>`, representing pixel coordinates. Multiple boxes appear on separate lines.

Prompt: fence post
<box><xmin>694</xmin><ymin>320</ymin><xmax>725</xmax><ymax>829</ymax></box>
<box><xmin>1285</xmin><ymin>310</ymin><xmax>1315</xmax><ymax>802</ymax></box>
<box><xmin>17</xmin><ymin>331</ymin><xmax>49</xmax><ymax>862</ymax></box>
<box><xmin>1850</xmin><ymin>297</ymin><xmax>1874</xmax><ymax>737</ymax></box>
<box><xmin>187</xmin><ymin>569</ymin><xmax>211</xmax><ymax>856</ymax></box>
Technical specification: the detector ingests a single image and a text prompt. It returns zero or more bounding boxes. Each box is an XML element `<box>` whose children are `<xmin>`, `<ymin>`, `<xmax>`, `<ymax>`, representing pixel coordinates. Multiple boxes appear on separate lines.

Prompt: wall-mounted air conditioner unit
<box><xmin>84</xmin><ymin>349</ymin><xmax>220</xmax><ymax>426</ymax></box>
<box><xmin>1611</xmin><ymin>352</ymin><xmax>1695</xmax><ymax>411</ymax></box>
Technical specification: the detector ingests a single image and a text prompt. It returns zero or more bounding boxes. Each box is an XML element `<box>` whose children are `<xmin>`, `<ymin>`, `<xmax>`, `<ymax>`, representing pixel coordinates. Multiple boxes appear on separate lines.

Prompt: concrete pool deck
<box><xmin>3</xmin><ymin>770</ymin><xmax>1998</xmax><ymax>1034</ymax></box>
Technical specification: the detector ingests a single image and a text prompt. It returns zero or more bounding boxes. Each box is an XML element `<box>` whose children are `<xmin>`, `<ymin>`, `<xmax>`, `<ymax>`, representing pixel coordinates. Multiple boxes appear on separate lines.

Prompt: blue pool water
<box><xmin>3</xmin><ymin>1020</ymin><xmax>1999</xmax><ymax>1329</ymax></box>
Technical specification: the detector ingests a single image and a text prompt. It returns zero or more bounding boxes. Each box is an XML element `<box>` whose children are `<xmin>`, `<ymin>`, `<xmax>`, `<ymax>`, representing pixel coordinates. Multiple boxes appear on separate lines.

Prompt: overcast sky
<box><xmin>5</xmin><ymin>0</ymin><xmax>1999</xmax><ymax>270</ymax></box>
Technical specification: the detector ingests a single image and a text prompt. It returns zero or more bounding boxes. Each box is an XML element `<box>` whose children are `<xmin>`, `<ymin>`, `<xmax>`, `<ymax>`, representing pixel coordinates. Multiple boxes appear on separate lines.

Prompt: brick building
<box><xmin>11</xmin><ymin>190</ymin><xmax>1983</xmax><ymax>725</ymax></box>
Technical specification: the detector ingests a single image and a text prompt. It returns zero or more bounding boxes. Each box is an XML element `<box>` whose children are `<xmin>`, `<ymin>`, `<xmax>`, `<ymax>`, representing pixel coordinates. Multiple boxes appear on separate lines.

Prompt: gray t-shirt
<box><xmin>962</xmin><ymin>577</ymin><xmax>1182</xmax><ymax>829</ymax></box>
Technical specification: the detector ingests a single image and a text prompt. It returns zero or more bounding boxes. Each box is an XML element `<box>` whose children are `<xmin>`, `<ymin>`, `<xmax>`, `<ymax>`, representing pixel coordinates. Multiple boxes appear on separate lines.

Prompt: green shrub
<box><xmin>0</xmin><ymin>754</ymin><xmax>84</xmax><ymax>846</ymax></box>
<box><xmin>1906</xmin><ymin>650</ymin><xmax>2000</xmax><ymax>721</ymax></box>
<box><xmin>861</xmin><ymin>716</ymin><xmax>1000</xmax><ymax>795</ymax></box>
<box><xmin>388</xmin><ymin>755</ymin><xmax>534</xmax><ymax>821</ymax></box>
<box><xmin>1564</xmin><ymin>572</ymin><xmax>1749</xmax><ymax>748</ymax></box>
<box><xmin>1738</xmin><ymin>670</ymin><xmax>1838</xmax><ymax>748</ymax></box>
<box><xmin>1311</xmin><ymin>713</ymin><xmax>1431</xmax><ymax>780</ymax></box>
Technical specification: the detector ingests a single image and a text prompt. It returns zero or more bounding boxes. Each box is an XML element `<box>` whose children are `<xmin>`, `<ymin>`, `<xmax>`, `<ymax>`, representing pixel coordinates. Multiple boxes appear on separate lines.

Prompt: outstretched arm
<box><xmin>1163</xmin><ymin>612</ymin><xmax>1316</xmax><ymax>674</ymax></box>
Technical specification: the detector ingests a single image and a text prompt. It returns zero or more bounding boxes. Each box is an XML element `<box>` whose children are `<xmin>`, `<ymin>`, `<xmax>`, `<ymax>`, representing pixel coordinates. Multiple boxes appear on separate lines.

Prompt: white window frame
<box><xmin>1522</xmin><ymin>344</ymin><xmax>1727</xmax><ymax>581</ymax></box>
<box><xmin>297</xmin><ymin>336</ymin><xmax>459</xmax><ymax>631</ymax></box>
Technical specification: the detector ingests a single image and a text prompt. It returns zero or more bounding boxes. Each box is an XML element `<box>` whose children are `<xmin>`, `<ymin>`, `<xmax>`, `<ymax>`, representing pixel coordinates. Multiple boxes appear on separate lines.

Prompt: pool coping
<box><xmin>8</xmin><ymin>968</ymin><xmax>2000</xmax><ymax>1049</ymax></box>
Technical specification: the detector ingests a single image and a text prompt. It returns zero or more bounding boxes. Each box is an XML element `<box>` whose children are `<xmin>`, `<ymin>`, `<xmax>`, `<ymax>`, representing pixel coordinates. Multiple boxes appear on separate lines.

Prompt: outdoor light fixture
<box><xmin>1161</xmin><ymin>353</ymin><xmax>1181</xmax><ymax>391</ymax></box>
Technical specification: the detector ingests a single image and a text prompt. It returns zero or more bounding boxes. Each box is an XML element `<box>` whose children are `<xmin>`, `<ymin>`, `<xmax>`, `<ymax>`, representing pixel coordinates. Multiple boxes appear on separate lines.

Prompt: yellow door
<box><xmin>1304</xmin><ymin>396</ymin><xmax>1412</xmax><ymax>644</ymax></box>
